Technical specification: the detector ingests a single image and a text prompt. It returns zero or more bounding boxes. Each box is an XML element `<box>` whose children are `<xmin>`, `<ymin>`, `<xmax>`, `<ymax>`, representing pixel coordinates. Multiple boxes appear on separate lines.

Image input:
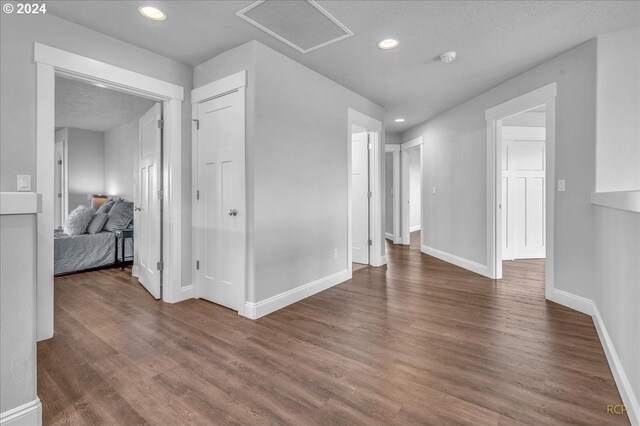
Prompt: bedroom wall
<box><xmin>67</xmin><ymin>128</ymin><xmax>105</xmax><ymax>211</ymax></box>
<box><xmin>104</xmin><ymin>120</ymin><xmax>137</xmax><ymax>202</ymax></box>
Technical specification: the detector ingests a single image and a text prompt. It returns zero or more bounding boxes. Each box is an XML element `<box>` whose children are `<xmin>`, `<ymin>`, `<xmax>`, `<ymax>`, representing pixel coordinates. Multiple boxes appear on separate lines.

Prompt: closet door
<box><xmin>196</xmin><ymin>89</ymin><xmax>245</xmax><ymax>311</ymax></box>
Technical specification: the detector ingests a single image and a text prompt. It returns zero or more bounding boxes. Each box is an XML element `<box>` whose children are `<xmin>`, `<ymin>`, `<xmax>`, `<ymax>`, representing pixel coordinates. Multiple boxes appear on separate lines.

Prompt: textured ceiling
<box><xmin>47</xmin><ymin>1</ymin><xmax>640</xmax><ymax>131</ymax></box>
<box><xmin>55</xmin><ymin>76</ymin><xmax>155</xmax><ymax>132</ymax></box>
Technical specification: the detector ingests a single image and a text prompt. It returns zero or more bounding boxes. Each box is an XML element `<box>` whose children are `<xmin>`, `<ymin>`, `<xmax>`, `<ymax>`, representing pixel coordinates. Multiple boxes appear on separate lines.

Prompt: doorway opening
<box><xmin>486</xmin><ymin>83</ymin><xmax>556</xmax><ymax>299</ymax></box>
<box><xmin>401</xmin><ymin>136</ymin><xmax>423</xmax><ymax>247</ymax></box>
<box><xmin>35</xmin><ymin>43</ymin><xmax>184</xmax><ymax>340</ymax></box>
<box><xmin>384</xmin><ymin>144</ymin><xmax>400</xmax><ymax>244</ymax></box>
<box><xmin>347</xmin><ymin>108</ymin><xmax>384</xmax><ymax>271</ymax></box>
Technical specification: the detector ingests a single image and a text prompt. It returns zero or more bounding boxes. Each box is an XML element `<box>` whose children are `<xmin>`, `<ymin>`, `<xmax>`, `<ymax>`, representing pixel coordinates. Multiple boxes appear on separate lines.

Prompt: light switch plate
<box><xmin>432</xmin><ymin>186</ymin><xmax>437</xmax><ymax>194</ymax></box>
<box><xmin>557</xmin><ymin>179</ymin><xmax>566</xmax><ymax>192</ymax></box>
<box><xmin>17</xmin><ymin>174</ymin><xmax>31</xmax><ymax>192</ymax></box>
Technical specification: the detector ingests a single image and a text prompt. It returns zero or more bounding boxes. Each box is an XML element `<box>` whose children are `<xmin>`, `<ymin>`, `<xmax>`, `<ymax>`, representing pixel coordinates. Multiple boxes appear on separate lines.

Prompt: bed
<box><xmin>54</xmin><ymin>230</ymin><xmax>116</xmax><ymax>275</ymax></box>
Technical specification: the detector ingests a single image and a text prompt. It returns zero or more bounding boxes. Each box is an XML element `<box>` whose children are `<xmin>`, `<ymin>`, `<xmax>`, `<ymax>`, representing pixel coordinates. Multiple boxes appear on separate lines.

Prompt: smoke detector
<box><xmin>440</xmin><ymin>51</ymin><xmax>457</xmax><ymax>63</ymax></box>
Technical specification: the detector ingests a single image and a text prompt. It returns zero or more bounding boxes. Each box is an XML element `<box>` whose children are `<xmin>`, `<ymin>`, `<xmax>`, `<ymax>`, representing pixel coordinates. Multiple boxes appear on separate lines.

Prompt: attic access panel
<box><xmin>236</xmin><ymin>0</ymin><xmax>353</xmax><ymax>54</ymax></box>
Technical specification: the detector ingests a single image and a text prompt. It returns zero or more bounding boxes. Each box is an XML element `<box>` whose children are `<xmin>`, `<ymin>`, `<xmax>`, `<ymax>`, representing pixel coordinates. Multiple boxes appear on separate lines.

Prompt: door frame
<box><xmin>485</xmin><ymin>83</ymin><xmax>556</xmax><ymax>300</ymax></box>
<box><xmin>190</xmin><ymin>70</ymin><xmax>248</xmax><ymax>317</ymax></box>
<box><xmin>401</xmin><ymin>137</ymin><xmax>423</xmax><ymax>245</ymax></box>
<box><xmin>385</xmin><ymin>144</ymin><xmax>401</xmax><ymax>244</ymax></box>
<box><xmin>347</xmin><ymin>108</ymin><xmax>384</xmax><ymax>270</ymax></box>
<box><xmin>34</xmin><ymin>43</ymin><xmax>184</xmax><ymax>340</ymax></box>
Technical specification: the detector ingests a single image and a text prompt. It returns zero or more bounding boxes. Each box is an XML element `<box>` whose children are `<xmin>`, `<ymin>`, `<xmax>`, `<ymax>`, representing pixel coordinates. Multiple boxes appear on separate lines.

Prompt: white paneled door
<box><xmin>196</xmin><ymin>90</ymin><xmax>245</xmax><ymax>311</ymax></box>
<box><xmin>135</xmin><ymin>103</ymin><xmax>162</xmax><ymax>299</ymax></box>
<box><xmin>352</xmin><ymin>131</ymin><xmax>369</xmax><ymax>264</ymax></box>
<box><xmin>502</xmin><ymin>140</ymin><xmax>546</xmax><ymax>260</ymax></box>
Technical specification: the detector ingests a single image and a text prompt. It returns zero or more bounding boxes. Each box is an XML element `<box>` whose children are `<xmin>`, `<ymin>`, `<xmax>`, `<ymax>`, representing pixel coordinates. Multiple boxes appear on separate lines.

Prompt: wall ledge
<box><xmin>591</xmin><ymin>190</ymin><xmax>640</xmax><ymax>213</ymax></box>
<box><xmin>0</xmin><ymin>192</ymin><xmax>42</xmax><ymax>215</ymax></box>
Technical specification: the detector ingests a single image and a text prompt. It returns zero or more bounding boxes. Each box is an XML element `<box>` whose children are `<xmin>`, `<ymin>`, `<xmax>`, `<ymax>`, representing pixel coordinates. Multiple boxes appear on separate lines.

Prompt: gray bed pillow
<box><xmin>63</xmin><ymin>206</ymin><xmax>96</xmax><ymax>235</ymax></box>
<box><xmin>104</xmin><ymin>200</ymin><xmax>134</xmax><ymax>232</ymax></box>
<box><xmin>96</xmin><ymin>199</ymin><xmax>116</xmax><ymax>215</ymax></box>
<box><xmin>87</xmin><ymin>212</ymin><xmax>108</xmax><ymax>234</ymax></box>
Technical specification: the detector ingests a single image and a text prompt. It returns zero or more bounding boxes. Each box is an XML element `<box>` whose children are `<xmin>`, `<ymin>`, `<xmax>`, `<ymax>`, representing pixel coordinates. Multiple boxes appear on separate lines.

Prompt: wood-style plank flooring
<box><xmin>38</xmin><ymin>232</ymin><xmax>628</xmax><ymax>425</ymax></box>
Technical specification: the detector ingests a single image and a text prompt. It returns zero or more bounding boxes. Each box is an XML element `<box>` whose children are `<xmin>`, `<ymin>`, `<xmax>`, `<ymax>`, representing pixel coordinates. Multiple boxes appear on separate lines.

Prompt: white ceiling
<box><xmin>48</xmin><ymin>1</ymin><xmax>640</xmax><ymax>132</ymax></box>
<box><xmin>55</xmin><ymin>76</ymin><xmax>155</xmax><ymax>132</ymax></box>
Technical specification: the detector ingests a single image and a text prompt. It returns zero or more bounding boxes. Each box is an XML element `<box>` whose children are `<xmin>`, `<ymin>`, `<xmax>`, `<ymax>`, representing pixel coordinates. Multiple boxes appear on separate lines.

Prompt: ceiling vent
<box><xmin>236</xmin><ymin>0</ymin><xmax>353</xmax><ymax>54</ymax></box>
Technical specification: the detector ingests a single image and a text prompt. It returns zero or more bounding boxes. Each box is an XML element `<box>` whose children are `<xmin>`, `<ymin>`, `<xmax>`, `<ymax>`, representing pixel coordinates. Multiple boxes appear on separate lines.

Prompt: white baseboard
<box><xmin>592</xmin><ymin>303</ymin><xmax>640</xmax><ymax>426</ymax></box>
<box><xmin>385</xmin><ymin>232</ymin><xmax>394</xmax><ymax>240</ymax></box>
<box><xmin>132</xmin><ymin>265</ymin><xmax>139</xmax><ymax>278</ymax></box>
<box><xmin>410</xmin><ymin>225</ymin><xmax>421</xmax><ymax>232</ymax></box>
<box><xmin>0</xmin><ymin>398</ymin><xmax>42</xmax><ymax>426</ymax></box>
<box><xmin>421</xmin><ymin>245</ymin><xmax>490</xmax><ymax>277</ymax></box>
<box><xmin>547</xmin><ymin>288</ymin><xmax>593</xmax><ymax>316</ymax></box>
<box><xmin>548</xmin><ymin>289</ymin><xmax>638</xmax><ymax>425</ymax></box>
<box><xmin>244</xmin><ymin>269</ymin><xmax>350</xmax><ymax>319</ymax></box>
<box><xmin>176</xmin><ymin>284</ymin><xmax>194</xmax><ymax>302</ymax></box>
<box><xmin>370</xmin><ymin>255</ymin><xmax>387</xmax><ymax>267</ymax></box>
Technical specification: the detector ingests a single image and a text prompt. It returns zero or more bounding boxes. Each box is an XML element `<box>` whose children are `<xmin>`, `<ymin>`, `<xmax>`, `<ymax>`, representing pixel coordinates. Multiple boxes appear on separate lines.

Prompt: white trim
<box><xmin>547</xmin><ymin>290</ymin><xmax>639</xmax><ymax>425</ymax></box>
<box><xmin>0</xmin><ymin>398</ymin><xmax>42</xmax><ymax>426</ymax></box>
<box><xmin>177</xmin><ymin>284</ymin><xmax>195</xmax><ymax>302</ymax></box>
<box><xmin>0</xmin><ymin>193</ymin><xmax>42</xmax><ymax>215</ymax></box>
<box><xmin>592</xmin><ymin>303</ymin><xmax>640</xmax><ymax>426</ymax></box>
<box><xmin>35</xmin><ymin>44</ymin><xmax>185</xmax><ymax>340</ymax></box>
<box><xmin>348</xmin><ymin>109</ymin><xmax>384</xmax><ymax>269</ymax></box>
<box><xmin>244</xmin><ymin>269</ymin><xmax>350</xmax><ymax>319</ymax></box>
<box><xmin>421</xmin><ymin>245</ymin><xmax>490</xmax><ymax>277</ymax></box>
<box><xmin>485</xmin><ymin>83</ymin><xmax>557</xmax><ymax>120</ymax></box>
<box><xmin>591</xmin><ymin>191</ymin><xmax>640</xmax><ymax>214</ymax></box>
<box><xmin>190</xmin><ymin>70</ymin><xmax>247</xmax><ymax>103</ymax></box>
<box><xmin>485</xmin><ymin>83</ymin><xmax>557</xmax><ymax>309</ymax></box>
<box><xmin>410</xmin><ymin>225</ymin><xmax>421</xmax><ymax>233</ymax></box>
<box><xmin>401</xmin><ymin>137</ymin><xmax>423</xmax><ymax>245</ymax></box>
<box><xmin>235</xmin><ymin>1</ymin><xmax>353</xmax><ymax>55</ymax></box>
<box><xmin>385</xmin><ymin>232</ymin><xmax>394</xmax><ymax>240</ymax></box>
<box><xmin>385</xmin><ymin>145</ymin><xmax>401</xmax><ymax>244</ymax></box>
<box><xmin>34</xmin><ymin>43</ymin><xmax>183</xmax><ymax>101</ymax></box>
<box><xmin>547</xmin><ymin>289</ymin><xmax>593</xmax><ymax>316</ymax></box>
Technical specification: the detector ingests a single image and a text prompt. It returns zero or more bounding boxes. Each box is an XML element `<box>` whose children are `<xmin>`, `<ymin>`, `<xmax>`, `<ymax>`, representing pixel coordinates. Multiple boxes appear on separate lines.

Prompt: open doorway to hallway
<box><xmin>351</xmin><ymin>124</ymin><xmax>370</xmax><ymax>271</ymax></box>
<box><xmin>401</xmin><ymin>137</ymin><xmax>423</xmax><ymax>248</ymax></box>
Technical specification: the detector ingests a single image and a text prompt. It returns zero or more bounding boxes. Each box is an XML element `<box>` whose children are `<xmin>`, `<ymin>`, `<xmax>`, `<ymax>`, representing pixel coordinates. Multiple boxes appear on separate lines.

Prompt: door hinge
<box><xmin>368</xmin><ymin>143</ymin><xmax>373</xmax><ymax>150</ymax></box>
<box><xmin>196</xmin><ymin>260</ymin><xmax>200</xmax><ymax>270</ymax></box>
<box><xmin>157</xmin><ymin>190</ymin><xmax>164</xmax><ymax>200</ymax></box>
<box><xmin>368</xmin><ymin>239</ymin><xmax>373</xmax><ymax>246</ymax></box>
<box><xmin>158</xmin><ymin>119</ymin><xmax>164</xmax><ymax>129</ymax></box>
<box><xmin>367</xmin><ymin>191</ymin><xmax>372</xmax><ymax>198</ymax></box>
<box><xmin>196</xmin><ymin>190</ymin><xmax>200</xmax><ymax>200</ymax></box>
<box><xmin>57</xmin><ymin>193</ymin><xmax>62</xmax><ymax>198</ymax></box>
<box><xmin>156</xmin><ymin>261</ymin><xmax>164</xmax><ymax>271</ymax></box>
<box><xmin>192</xmin><ymin>119</ymin><xmax>199</xmax><ymax>130</ymax></box>
<box><xmin>57</xmin><ymin>160</ymin><xmax>62</xmax><ymax>165</ymax></box>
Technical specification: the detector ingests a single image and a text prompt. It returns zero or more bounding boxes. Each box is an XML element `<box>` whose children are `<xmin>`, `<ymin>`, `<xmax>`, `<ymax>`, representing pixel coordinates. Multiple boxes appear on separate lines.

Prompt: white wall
<box><xmin>0</xmin><ymin>215</ymin><xmax>37</xmax><ymax>415</ymax></box>
<box><xmin>385</xmin><ymin>152</ymin><xmax>394</xmax><ymax>235</ymax></box>
<box><xmin>386</xmin><ymin>132</ymin><xmax>402</xmax><ymax>145</ymax></box>
<box><xmin>104</xmin><ymin>120</ymin><xmax>137</xmax><ymax>202</ymax></box>
<box><xmin>0</xmin><ymin>12</ymin><xmax>194</xmax><ymax>295</ymax></box>
<box><xmin>596</xmin><ymin>26</ymin><xmax>640</xmax><ymax>192</ymax></box>
<box><xmin>66</xmin><ymin>128</ymin><xmax>104</xmax><ymax>210</ymax></box>
<box><xmin>409</xmin><ymin>148</ymin><xmax>421</xmax><ymax>231</ymax></box>
<box><xmin>195</xmin><ymin>41</ymin><xmax>385</xmax><ymax>303</ymax></box>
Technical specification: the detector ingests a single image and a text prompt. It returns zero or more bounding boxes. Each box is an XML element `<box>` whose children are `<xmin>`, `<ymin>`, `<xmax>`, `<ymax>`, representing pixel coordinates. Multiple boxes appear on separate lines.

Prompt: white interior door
<box><xmin>352</xmin><ymin>130</ymin><xmax>369</xmax><ymax>264</ymax></box>
<box><xmin>196</xmin><ymin>89</ymin><xmax>245</xmax><ymax>311</ymax></box>
<box><xmin>135</xmin><ymin>103</ymin><xmax>162</xmax><ymax>299</ymax></box>
<box><xmin>502</xmin><ymin>139</ymin><xmax>546</xmax><ymax>260</ymax></box>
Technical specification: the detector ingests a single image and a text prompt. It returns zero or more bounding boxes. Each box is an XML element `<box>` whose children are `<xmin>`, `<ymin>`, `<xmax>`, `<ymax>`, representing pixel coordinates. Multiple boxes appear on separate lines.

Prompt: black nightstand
<box><xmin>114</xmin><ymin>228</ymin><xmax>134</xmax><ymax>269</ymax></box>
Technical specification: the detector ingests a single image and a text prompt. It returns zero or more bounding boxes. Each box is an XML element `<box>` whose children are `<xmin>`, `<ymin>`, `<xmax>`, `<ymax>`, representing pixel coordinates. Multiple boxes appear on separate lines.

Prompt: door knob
<box><xmin>228</xmin><ymin>209</ymin><xmax>238</xmax><ymax>216</ymax></box>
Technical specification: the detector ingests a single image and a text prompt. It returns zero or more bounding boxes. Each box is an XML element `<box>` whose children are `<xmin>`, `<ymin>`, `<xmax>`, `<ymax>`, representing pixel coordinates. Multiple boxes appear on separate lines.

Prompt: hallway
<box><xmin>38</xmin><ymin>236</ymin><xmax>627</xmax><ymax>424</ymax></box>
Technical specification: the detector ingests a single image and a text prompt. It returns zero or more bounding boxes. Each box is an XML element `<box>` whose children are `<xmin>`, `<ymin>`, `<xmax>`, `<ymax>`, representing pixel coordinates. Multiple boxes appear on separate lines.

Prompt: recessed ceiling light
<box><xmin>378</xmin><ymin>39</ymin><xmax>399</xmax><ymax>50</ymax></box>
<box><xmin>138</xmin><ymin>5</ymin><xmax>166</xmax><ymax>21</ymax></box>
<box><xmin>440</xmin><ymin>51</ymin><xmax>457</xmax><ymax>63</ymax></box>
<box><xmin>394</xmin><ymin>118</ymin><xmax>406</xmax><ymax>123</ymax></box>
<box><xmin>95</xmin><ymin>83</ymin><xmax>107</xmax><ymax>88</ymax></box>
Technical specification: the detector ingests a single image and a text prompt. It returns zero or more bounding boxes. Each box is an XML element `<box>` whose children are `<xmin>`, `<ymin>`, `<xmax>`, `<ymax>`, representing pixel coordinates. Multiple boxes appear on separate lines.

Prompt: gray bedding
<box><xmin>54</xmin><ymin>230</ymin><xmax>115</xmax><ymax>275</ymax></box>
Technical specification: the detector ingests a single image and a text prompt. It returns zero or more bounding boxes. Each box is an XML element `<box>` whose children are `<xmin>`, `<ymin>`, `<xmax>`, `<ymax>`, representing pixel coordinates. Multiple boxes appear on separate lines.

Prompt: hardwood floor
<box><xmin>38</xmin><ymin>232</ymin><xmax>628</xmax><ymax>425</ymax></box>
